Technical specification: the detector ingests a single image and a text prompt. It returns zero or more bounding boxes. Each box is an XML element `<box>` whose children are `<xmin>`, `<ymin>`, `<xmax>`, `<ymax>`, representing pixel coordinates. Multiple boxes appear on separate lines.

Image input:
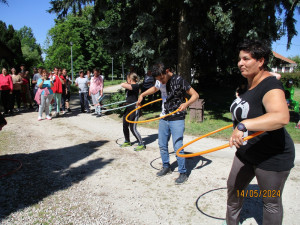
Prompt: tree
<box><xmin>44</xmin><ymin>6</ymin><xmax>110</xmax><ymax>75</ymax></box>
<box><xmin>290</xmin><ymin>55</ymin><xmax>300</xmax><ymax>72</ymax></box>
<box><xmin>48</xmin><ymin>0</ymin><xmax>300</xmax><ymax>85</ymax></box>
<box><xmin>0</xmin><ymin>21</ymin><xmax>24</xmax><ymax>69</ymax></box>
<box><xmin>0</xmin><ymin>0</ymin><xmax>8</xmax><ymax>5</ymax></box>
<box><xmin>16</xmin><ymin>26</ymin><xmax>43</xmax><ymax>68</ymax></box>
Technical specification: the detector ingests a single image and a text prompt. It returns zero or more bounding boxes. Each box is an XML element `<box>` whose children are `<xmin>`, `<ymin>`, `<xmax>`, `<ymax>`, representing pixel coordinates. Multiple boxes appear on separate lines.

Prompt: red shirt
<box><xmin>22</xmin><ymin>78</ymin><xmax>29</xmax><ymax>85</ymax></box>
<box><xmin>52</xmin><ymin>75</ymin><xmax>66</xmax><ymax>94</ymax></box>
<box><xmin>0</xmin><ymin>74</ymin><xmax>13</xmax><ymax>91</ymax></box>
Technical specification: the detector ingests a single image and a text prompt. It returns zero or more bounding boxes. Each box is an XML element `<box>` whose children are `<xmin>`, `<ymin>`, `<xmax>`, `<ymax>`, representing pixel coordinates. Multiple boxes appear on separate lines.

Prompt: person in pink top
<box><xmin>89</xmin><ymin>68</ymin><xmax>103</xmax><ymax>116</ymax></box>
<box><xmin>0</xmin><ymin>68</ymin><xmax>13</xmax><ymax>115</ymax></box>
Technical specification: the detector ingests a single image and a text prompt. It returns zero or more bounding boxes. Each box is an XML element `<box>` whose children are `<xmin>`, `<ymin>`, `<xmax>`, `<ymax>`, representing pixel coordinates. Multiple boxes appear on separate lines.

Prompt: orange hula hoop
<box><xmin>176</xmin><ymin>124</ymin><xmax>265</xmax><ymax>158</ymax></box>
<box><xmin>125</xmin><ymin>98</ymin><xmax>186</xmax><ymax>124</ymax></box>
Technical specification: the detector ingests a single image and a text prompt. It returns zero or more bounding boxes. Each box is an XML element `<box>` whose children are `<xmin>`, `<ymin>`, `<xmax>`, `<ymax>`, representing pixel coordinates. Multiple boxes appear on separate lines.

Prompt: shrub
<box><xmin>280</xmin><ymin>72</ymin><xmax>300</xmax><ymax>87</ymax></box>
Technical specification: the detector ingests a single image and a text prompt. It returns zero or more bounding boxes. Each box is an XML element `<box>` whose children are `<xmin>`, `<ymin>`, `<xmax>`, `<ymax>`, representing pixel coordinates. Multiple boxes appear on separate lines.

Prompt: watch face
<box><xmin>237</xmin><ymin>123</ymin><xmax>246</xmax><ymax>132</ymax></box>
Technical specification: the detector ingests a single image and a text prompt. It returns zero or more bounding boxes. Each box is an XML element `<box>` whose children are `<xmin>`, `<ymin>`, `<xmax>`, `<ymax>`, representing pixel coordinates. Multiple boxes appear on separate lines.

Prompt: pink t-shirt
<box><xmin>89</xmin><ymin>76</ymin><xmax>103</xmax><ymax>95</ymax></box>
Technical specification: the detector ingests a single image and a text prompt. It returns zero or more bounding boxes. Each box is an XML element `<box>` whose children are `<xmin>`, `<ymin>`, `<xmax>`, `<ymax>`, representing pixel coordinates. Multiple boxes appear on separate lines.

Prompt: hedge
<box><xmin>280</xmin><ymin>72</ymin><xmax>300</xmax><ymax>87</ymax></box>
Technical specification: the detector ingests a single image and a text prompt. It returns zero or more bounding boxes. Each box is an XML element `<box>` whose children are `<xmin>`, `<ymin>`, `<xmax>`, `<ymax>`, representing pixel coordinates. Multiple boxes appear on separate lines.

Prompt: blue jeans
<box><xmin>158</xmin><ymin>119</ymin><xmax>186</xmax><ymax>173</ymax></box>
<box><xmin>79</xmin><ymin>92</ymin><xmax>89</xmax><ymax>112</ymax></box>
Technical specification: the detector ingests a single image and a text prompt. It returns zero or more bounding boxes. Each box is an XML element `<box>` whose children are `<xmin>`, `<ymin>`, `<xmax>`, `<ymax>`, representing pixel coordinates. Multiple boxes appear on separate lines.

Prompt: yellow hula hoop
<box><xmin>176</xmin><ymin>124</ymin><xmax>265</xmax><ymax>158</ymax></box>
<box><xmin>125</xmin><ymin>98</ymin><xmax>187</xmax><ymax>124</ymax></box>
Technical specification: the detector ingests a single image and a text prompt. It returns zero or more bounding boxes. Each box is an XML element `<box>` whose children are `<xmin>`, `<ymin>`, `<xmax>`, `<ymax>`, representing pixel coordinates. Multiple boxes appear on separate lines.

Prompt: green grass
<box><xmin>294</xmin><ymin>86</ymin><xmax>300</xmax><ymax>102</ymax></box>
<box><xmin>104</xmin><ymin>79</ymin><xmax>125</xmax><ymax>86</ymax></box>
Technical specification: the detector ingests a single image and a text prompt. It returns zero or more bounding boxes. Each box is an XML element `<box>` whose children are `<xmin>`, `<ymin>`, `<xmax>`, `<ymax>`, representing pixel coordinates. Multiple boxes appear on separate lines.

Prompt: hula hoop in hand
<box><xmin>176</xmin><ymin>124</ymin><xmax>265</xmax><ymax>158</ymax></box>
<box><xmin>125</xmin><ymin>98</ymin><xmax>187</xmax><ymax>124</ymax></box>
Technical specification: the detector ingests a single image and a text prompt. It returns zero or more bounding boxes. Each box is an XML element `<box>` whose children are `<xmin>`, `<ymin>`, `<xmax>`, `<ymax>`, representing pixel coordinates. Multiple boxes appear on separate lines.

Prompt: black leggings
<box><xmin>11</xmin><ymin>90</ymin><xmax>21</xmax><ymax>109</ymax></box>
<box><xmin>123</xmin><ymin>106</ymin><xmax>143</xmax><ymax>145</ymax></box>
<box><xmin>0</xmin><ymin>90</ymin><xmax>12</xmax><ymax>113</ymax></box>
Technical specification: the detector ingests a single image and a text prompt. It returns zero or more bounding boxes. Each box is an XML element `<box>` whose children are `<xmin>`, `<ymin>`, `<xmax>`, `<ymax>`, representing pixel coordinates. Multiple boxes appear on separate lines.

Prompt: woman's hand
<box><xmin>178</xmin><ymin>102</ymin><xmax>189</xmax><ymax>111</ymax></box>
<box><xmin>137</xmin><ymin>95</ymin><xmax>144</xmax><ymax>106</ymax></box>
<box><xmin>229</xmin><ymin>128</ymin><xmax>244</xmax><ymax>148</ymax></box>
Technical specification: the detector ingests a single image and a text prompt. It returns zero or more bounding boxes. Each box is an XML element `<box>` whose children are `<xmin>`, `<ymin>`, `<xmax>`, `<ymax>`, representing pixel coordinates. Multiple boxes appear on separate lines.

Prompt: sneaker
<box><xmin>46</xmin><ymin>115</ymin><xmax>52</xmax><ymax>120</ymax></box>
<box><xmin>120</xmin><ymin>142</ymin><xmax>132</xmax><ymax>147</ymax></box>
<box><xmin>134</xmin><ymin>145</ymin><xmax>146</xmax><ymax>151</ymax></box>
<box><xmin>175</xmin><ymin>173</ymin><xmax>188</xmax><ymax>184</ymax></box>
<box><xmin>156</xmin><ymin>167</ymin><xmax>171</xmax><ymax>177</ymax></box>
<box><xmin>38</xmin><ymin>116</ymin><xmax>42</xmax><ymax>121</ymax></box>
<box><xmin>67</xmin><ymin>108</ymin><xmax>71</xmax><ymax>112</ymax></box>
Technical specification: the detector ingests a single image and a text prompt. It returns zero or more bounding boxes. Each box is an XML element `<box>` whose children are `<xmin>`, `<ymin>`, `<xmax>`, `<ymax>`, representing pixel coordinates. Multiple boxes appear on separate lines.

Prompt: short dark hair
<box><xmin>151</xmin><ymin>63</ymin><xmax>167</xmax><ymax>77</ymax></box>
<box><xmin>238</xmin><ymin>39</ymin><xmax>271</xmax><ymax>69</ymax></box>
<box><xmin>93</xmin><ymin>67</ymin><xmax>100</xmax><ymax>72</ymax></box>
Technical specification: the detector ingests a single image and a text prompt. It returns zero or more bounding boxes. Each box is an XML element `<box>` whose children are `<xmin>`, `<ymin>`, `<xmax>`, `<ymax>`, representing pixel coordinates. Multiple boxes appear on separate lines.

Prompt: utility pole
<box><xmin>70</xmin><ymin>42</ymin><xmax>74</xmax><ymax>84</ymax></box>
<box><xmin>122</xmin><ymin>62</ymin><xmax>124</xmax><ymax>81</ymax></box>
<box><xmin>111</xmin><ymin>57</ymin><xmax>114</xmax><ymax>81</ymax></box>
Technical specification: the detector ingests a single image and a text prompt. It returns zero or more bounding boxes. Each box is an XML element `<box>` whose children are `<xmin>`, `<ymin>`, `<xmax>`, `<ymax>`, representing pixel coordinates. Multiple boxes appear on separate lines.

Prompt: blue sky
<box><xmin>0</xmin><ymin>0</ymin><xmax>300</xmax><ymax>58</ymax></box>
<box><xmin>0</xmin><ymin>0</ymin><xmax>56</xmax><ymax>50</ymax></box>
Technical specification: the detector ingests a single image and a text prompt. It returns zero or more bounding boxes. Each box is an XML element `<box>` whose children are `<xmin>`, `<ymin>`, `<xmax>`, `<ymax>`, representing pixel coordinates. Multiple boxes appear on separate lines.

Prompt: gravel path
<box><xmin>0</xmin><ymin>85</ymin><xmax>299</xmax><ymax>225</ymax></box>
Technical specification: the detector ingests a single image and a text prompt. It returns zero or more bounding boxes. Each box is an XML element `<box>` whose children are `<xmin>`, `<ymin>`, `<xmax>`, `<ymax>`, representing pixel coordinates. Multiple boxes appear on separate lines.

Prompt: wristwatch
<box><xmin>237</xmin><ymin>123</ymin><xmax>247</xmax><ymax>132</ymax></box>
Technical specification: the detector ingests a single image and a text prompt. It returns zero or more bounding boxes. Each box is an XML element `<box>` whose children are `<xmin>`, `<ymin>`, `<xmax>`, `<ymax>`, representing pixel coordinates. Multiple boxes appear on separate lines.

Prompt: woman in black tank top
<box><xmin>226</xmin><ymin>39</ymin><xmax>295</xmax><ymax>225</ymax></box>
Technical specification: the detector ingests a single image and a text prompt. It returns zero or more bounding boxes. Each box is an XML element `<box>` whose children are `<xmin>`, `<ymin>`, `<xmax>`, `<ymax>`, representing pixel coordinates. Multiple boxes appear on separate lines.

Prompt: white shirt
<box><xmin>154</xmin><ymin>80</ymin><xmax>167</xmax><ymax>116</ymax></box>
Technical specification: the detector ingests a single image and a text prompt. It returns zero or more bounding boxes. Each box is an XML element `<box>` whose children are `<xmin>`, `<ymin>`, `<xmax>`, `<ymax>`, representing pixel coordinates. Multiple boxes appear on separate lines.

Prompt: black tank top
<box><xmin>230</xmin><ymin>76</ymin><xmax>295</xmax><ymax>171</ymax></box>
<box><xmin>126</xmin><ymin>83</ymin><xmax>139</xmax><ymax>104</ymax></box>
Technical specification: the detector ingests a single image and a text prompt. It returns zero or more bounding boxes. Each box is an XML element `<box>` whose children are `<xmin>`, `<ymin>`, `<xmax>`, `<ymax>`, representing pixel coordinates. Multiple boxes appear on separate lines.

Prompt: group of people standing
<box><xmin>0</xmin><ymin>65</ymin><xmax>37</xmax><ymax>115</ymax></box>
<box><xmin>0</xmin><ymin>66</ymin><xmax>72</xmax><ymax>120</ymax></box>
<box><xmin>0</xmin><ymin>39</ymin><xmax>296</xmax><ymax>225</ymax></box>
<box><xmin>0</xmin><ymin>65</ymin><xmax>105</xmax><ymax>120</ymax></box>
<box><xmin>34</xmin><ymin>67</ymin><xmax>72</xmax><ymax>120</ymax></box>
<box><xmin>74</xmin><ymin>68</ymin><xmax>104</xmax><ymax>115</ymax></box>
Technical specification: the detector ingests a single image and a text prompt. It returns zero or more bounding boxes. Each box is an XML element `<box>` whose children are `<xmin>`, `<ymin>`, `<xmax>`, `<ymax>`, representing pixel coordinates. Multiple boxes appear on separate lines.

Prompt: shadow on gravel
<box><xmin>141</xmin><ymin>134</ymin><xmax>158</xmax><ymax>145</ymax></box>
<box><xmin>150</xmin><ymin>152</ymin><xmax>212</xmax><ymax>176</ymax></box>
<box><xmin>115</xmin><ymin>134</ymin><xmax>158</xmax><ymax>146</ymax></box>
<box><xmin>195</xmin><ymin>184</ymin><xmax>263</xmax><ymax>224</ymax></box>
<box><xmin>0</xmin><ymin>140</ymin><xmax>112</xmax><ymax>220</ymax></box>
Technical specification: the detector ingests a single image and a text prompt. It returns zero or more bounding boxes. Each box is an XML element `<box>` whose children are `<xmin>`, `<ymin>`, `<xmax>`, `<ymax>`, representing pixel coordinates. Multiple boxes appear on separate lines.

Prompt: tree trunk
<box><xmin>177</xmin><ymin>4</ymin><xmax>191</xmax><ymax>83</ymax></box>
